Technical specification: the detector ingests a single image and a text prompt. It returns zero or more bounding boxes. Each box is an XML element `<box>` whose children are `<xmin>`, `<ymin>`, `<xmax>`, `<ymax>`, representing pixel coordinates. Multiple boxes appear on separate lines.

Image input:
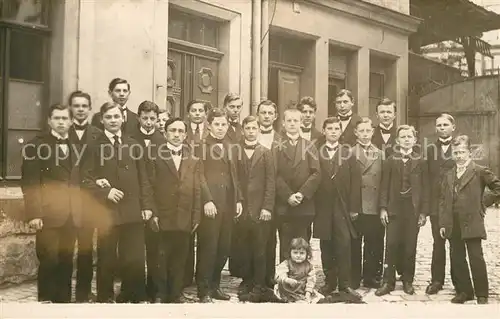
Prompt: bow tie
<box><xmin>170</xmin><ymin>149</ymin><xmax>182</xmax><ymax>156</ymax></box>
<box><xmin>210</xmin><ymin>136</ymin><xmax>225</xmax><ymax>144</ymax></box>
<box><xmin>325</xmin><ymin>145</ymin><xmax>338</xmax><ymax>152</ymax></box>
<box><xmin>440</xmin><ymin>139</ymin><xmax>452</xmax><ymax>146</ymax></box>
<box><xmin>141</xmin><ymin>132</ymin><xmax>154</xmax><ymax>140</ymax></box>
<box><xmin>301</xmin><ymin>127</ymin><xmax>312</xmax><ymax>133</ymax></box>
<box><xmin>260</xmin><ymin>129</ymin><xmax>272</xmax><ymax>134</ymax></box>
<box><xmin>74</xmin><ymin>123</ymin><xmax>88</xmax><ymax>131</ymax></box>
<box><xmin>229</xmin><ymin>121</ymin><xmax>239</xmax><ymax>127</ymax></box>
<box><xmin>244</xmin><ymin>143</ymin><xmax>257</xmax><ymax>150</ymax></box>
<box><xmin>401</xmin><ymin>154</ymin><xmax>412</xmax><ymax>160</ymax></box>
<box><xmin>338</xmin><ymin>114</ymin><xmax>351</xmax><ymax>121</ymax></box>
<box><xmin>380</xmin><ymin>126</ymin><xmax>392</xmax><ymax>135</ymax></box>
<box><xmin>56</xmin><ymin>138</ymin><xmax>69</xmax><ymax>144</ymax></box>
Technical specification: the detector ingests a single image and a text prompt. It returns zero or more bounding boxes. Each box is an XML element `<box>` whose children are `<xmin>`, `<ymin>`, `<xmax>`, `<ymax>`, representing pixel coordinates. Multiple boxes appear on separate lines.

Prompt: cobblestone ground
<box><xmin>1</xmin><ymin>209</ymin><xmax>499</xmax><ymax>304</ymax></box>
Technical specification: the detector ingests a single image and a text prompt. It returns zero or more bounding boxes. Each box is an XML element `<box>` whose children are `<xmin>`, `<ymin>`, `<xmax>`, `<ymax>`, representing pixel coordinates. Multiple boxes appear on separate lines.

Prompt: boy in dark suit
<box><xmin>314</xmin><ymin>117</ymin><xmax>362</xmax><ymax>300</ymax></box>
<box><xmin>376</xmin><ymin>125</ymin><xmax>429</xmax><ymax>296</ymax></box>
<box><xmin>334</xmin><ymin>89</ymin><xmax>362</xmax><ymax>147</ymax></box>
<box><xmin>350</xmin><ymin>118</ymin><xmax>385</xmax><ymax>290</ymax></box>
<box><xmin>22</xmin><ymin>104</ymin><xmax>82</xmax><ymax>303</ymax></box>
<box><xmin>196</xmin><ymin>108</ymin><xmax>243</xmax><ymax>303</ymax></box>
<box><xmin>256</xmin><ymin>100</ymin><xmax>282</xmax><ymax>289</ymax></box>
<box><xmin>439</xmin><ymin>135</ymin><xmax>500</xmax><ymax>304</ymax></box>
<box><xmin>91</xmin><ymin>78</ymin><xmax>139</xmax><ymax>135</ymax></box>
<box><xmin>67</xmin><ymin>91</ymin><xmax>102</xmax><ymax>303</ymax></box>
<box><xmin>131</xmin><ymin>100</ymin><xmax>166</xmax><ymax>302</ymax></box>
<box><xmin>297</xmin><ymin>96</ymin><xmax>322</xmax><ymax>146</ymax></box>
<box><xmin>425</xmin><ymin>113</ymin><xmax>458</xmax><ymax>295</ymax></box>
<box><xmin>148</xmin><ymin>117</ymin><xmax>205</xmax><ymax>303</ymax></box>
<box><xmin>275</xmin><ymin>108</ymin><xmax>321</xmax><ymax>261</ymax></box>
<box><xmin>83</xmin><ymin>102</ymin><xmax>154</xmax><ymax>303</ymax></box>
<box><xmin>223</xmin><ymin>93</ymin><xmax>244</xmax><ymax>144</ymax></box>
<box><xmin>234</xmin><ymin>116</ymin><xmax>276</xmax><ymax>301</ymax></box>
<box><xmin>372</xmin><ymin>98</ymin><xmax>397</xmax><ymax>159</ymax></box>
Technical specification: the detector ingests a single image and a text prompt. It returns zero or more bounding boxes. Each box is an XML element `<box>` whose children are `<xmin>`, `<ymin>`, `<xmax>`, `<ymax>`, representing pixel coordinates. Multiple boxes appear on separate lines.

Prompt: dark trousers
<box><xmin>240</xmin><ymin>219</ymin><xmax>270</xmax><ymax>287</ymax></box>
<box><xmin>229</xmin><ymin>219</ymin><xmax>246</xmax><ymax>278</ymax></box>
<box><xmin>145</xmin><ymin>225</ymin><xmax>160</xmax><ymax>301</ymax></box>
<box><xmin>320</xmin><ymin>239</ymin><xmax>338</xmax><ymax>290</ymax></box>
<box><xmin>36</xmin><ymin>219</ymin><xmax>76</xmax><ymax>303</ymax></box>
<box><xmin>96</xmin><ymin>223</ymin><xmax>146</xmax><ymax>303</ymax></box>
<box><xmin>184</xmin><ymin>234</ymin><xmax>196</xmax><ymax>287</ymax></box>
<box><xmin>383</xmin><ymin>197</ymin><xmax>419</xmax><ymax>286</ymax></box>
<box><xmin>430</xmin><ymin>215</ymin><xmax>457</xmax><ymax>287</ymax></box>
<box><xmin>196</xmin><ymin>213</ymin><xmax>233</xmax><ymax>297</ymax></box>
<box><xmin>157</xmin><ymin>231</ymin><xmax>190</xmax><ymax>302</ymax></box>
<box><xmin>75</xmin><ymin>227</ymin><xmax>95</xmax><ymax>302</ymax></box>
<box><xmin>351</xmin><ymin>214</ymin><xmax>385</xmax><ymax>285</ymax></box>
<box><xmin>278</xmin><ymin>216</ymin><xmax>312</xmax><ymax>262</ymax></box>
<box><xmin>449</xmin><ymin>216</ymin><xmax>488</xmax><ymax>298</ymax></box>
<box><xmin>265</xmin><ymin>221</ymin><xmax>278</xmax><ymax>287</ymax></box>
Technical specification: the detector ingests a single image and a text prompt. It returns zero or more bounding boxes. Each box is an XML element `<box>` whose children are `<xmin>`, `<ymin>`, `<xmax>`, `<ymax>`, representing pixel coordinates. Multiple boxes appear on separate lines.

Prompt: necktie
<box><xmin>402</xmin><ymin>154</ymin><xmax>411</xmax><ymax>161</ymax></box>
<box><xmin>56</xmin><ymin>138</ymin><xmax>69</xmax><ymax>144</ymax></box>
<box><xmin>338</xmin><ymin>114</ymin><xmax>351</xmax><ymax>121</ymax></box>
<box><xmin>74</xmin><ymin>123</ymin><xmax>88</xmax><ymax>131</ymax></box>
<box><xmin>230</xmin><ymin>121</ymin><xmax>238</xmax><ymax>128</ymax></box>
<box><xmin>380</xmin><ymin>126</ymin><xmax>392</xmax><ymax>134</ymax></box>
<box><xmin>244</xmin><ymin>143</ymin><xmax>257</xmax><ymax>150</ymax></box>
<box><xmin>113</xmin><ymin>135</ymin><xmax>120</xmax><ymax>147</ymax></box>
<box><xmin>170</xmin><ymin>149</ymin><xmax>182</xmax><ymax>156</ymax></box>
<box><xmin>325</xmin><ymin>145</ymin><xmax>338</xmax><ymax>152</ymax></box>
<box><xmin>301</xmin><ymin>127</ymin><xmax>311</xmax><ymax>133</ymax></box>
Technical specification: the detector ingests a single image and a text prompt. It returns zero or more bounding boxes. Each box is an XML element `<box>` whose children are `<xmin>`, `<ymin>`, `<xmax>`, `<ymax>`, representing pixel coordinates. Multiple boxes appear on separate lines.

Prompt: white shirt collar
<box><xmin>260</xmin><ymin>125</ymin><xmax>274</xmax><ymax>133</ymax></box>
<box><xmin>301</xmin><ymin>124</ymin><xmax>312</xmax><ymax>129</ymax></box>
<box><xmin>167</xmin><ymin>142</ymin><xmax>183</xmax><ymax>152</ymax></box>
<box><xmin>326</xmin><ymin>141</ymin><xmax>339</xmax><ymax>149</ymax></box>
<box><xmin>339</xmin><ymin>111</ymin><xmax>353</xmax><ymax>118</ymax></box>
<box><xmin>140</xmin><ymin>127</ymin><xmax>155</xmax><ymax>136</ymax></box>
<box><xmin>191</xmin><ymin>122</ymin><xmax>204</xmax><ymax>130</ymax></box>
<box><xmin>51</xmin><ymin>130</ymin><xmax>68</xmax><ymax>140</ymax></box>
<box><xmin>104</xmin><ymin>129</ymin><xmax>122</xmax><ymax>142</ymax></box>
<box><xmin>456</xmin><ymin>159</ymin><xmax>471</xmax><ymax>170</ymax></box>
<box><xmin>439</xmin><ymin>136</ymin><xmax>452</xmax><ymax>143</ymax></box>
<box><xmin>380</xmin><ymin>123</ymin><xmax>393</xmax><ymax>131</ymax></box>
<box><xmin>73</xmin><ymin>119</ymin><xmax>89</xmax><ymax>126</ymax></box>
<box><xmin>286</xmin><ymin>133</ymin><xmax>300</xmax><ymax>141</ymax></box>
<box><xmin>244</xmin><ymin>139</ymin><xmax>258</xmax><ymax>146</ymax></box>
<box><xmin>400</xmin><ymin>148</ymin><xmax>412</xmax><ymax>156</ymax></box>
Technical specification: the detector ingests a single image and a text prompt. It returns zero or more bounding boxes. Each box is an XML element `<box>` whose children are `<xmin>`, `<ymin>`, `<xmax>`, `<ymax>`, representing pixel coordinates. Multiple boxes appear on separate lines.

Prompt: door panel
<box><xmin>277</xmin><ymin>70</ymin><xmax>300</xmax><ymax>120</ymax></box>
<box><xmin>167</xmin><ymin>50</ymin><xmax>183</xmax><ymax>117</ymax></box>
<box><xmin>192</xmin><ymin>56</ymin><xmax>218</xmax><ymax>109</ymax></box>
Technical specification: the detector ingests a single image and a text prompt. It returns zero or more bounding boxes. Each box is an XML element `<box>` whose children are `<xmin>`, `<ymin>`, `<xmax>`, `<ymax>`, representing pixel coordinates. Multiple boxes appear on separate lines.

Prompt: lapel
<box><xmin>410</xmin><ymin>152</ymin><xmax>420</xmax><ymax>173</ymax></box>
<box><xmin>251</xmin><ymin>144</ymin><xmax>264</xmax><ymax>170</ymax></box>
<box><xmin>447</xmin><ymin>167</ymin><xmax>456</xmax><ymax>195</ymax></box>
<box><xmin>363</xmin><ymin>145</ymin><xmax>380</xmax><ymax>173</ymax></box>
<box><xmin>207</xmin><ymin>135</ymin><xmax>228</xmax><ymax>163</ymax></box>
<box><xmin>456</xmin><ymin>162</ymin><xmax>476</xmax><ymax>193</ymax></box>
<box><xmin>178</xmin><ymin>146</ymin><xmax>194</xmax><ymax>180</ymax></box>
<box><xmin>355</xmin><ymin>144</ymin><xmax>368</xmax><ymax>168</ymax></box>
<box><xmin>47</xmin><ymin>135</ymin><xmax>72</xmax><ymax>172</ymax></box>
<box><xmin>292</xmin><ymin>138</ymin><xmax>304</xmax><ymax>168</ymax></box>
<box><xmin>164</xmin><ymin>149</ymin><xmax>179</xmax><ymax>179</ymax></box>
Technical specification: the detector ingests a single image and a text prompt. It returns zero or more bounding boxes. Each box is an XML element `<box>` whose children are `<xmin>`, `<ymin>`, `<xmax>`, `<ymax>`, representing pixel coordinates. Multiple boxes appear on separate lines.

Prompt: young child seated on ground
<box><xmin>274</xmin><ymin>238</ymin><xmax>323</xmax><ymax>303</ymax></box>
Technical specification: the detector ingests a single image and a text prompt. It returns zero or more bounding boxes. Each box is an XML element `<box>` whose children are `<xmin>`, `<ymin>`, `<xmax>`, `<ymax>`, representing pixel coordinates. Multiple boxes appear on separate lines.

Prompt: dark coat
<box><xmin>371</xmin><ymin>125</ymin><xmax>397</xmax><ymax>160</ymax></box>
<box><xmin>275</xmin><ymin>137</ymin><xmax>321</xmax><ymax>218</ymax></box>
<box><xmin>81</xmin><ymin>132</ymin><xmax>154</xmax><ymax>229</ymax></box>
<box><xmin>236</xmin><ymin>143</ymin><xmax>276</xmax><ymax>221</ymax></box>
<box><xmin>226</xmin><ymin>122</ymin><xmax>243</xmax><ymax>144</ymax></box>
<box><xmin>338</xmin><ymin>114</ymin><xmax>362</xmax><ymax>147</ymax></box>
<box><xmin>379</xmin><ymin>151</ymin><xmax>430</xmax><ymax>217</ymax></box>
<box><xmin>426</xmin><ymin>140</ymin><xmax>455</xmax><ymax>216</ymax></box>
<box><xmin>21</xmin><ymin>133</ymin><xmax>83</xmax><ymax>228</ymax></box>
<box><xmin>91</xmin><ymin>108</ymin><xmax>140</xmax><ymax>136</ymax></box>
<box><xmin>147</xmin><ymin>145</ymin><xmax>204</xmax><ymax>232</ymax></box>
<box><xmin>314</xmin><ymin>144</ymin><xmax>359</xmax><ymax>240</ymax></box>
<box><xmin>439</xmin><ymin>162</ymin><xmax>500</xmax><ymax>240</ymax></box>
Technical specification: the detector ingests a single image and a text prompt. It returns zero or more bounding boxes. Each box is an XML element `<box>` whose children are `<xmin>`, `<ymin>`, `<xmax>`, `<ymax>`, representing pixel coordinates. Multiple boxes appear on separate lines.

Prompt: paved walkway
<box><xmin>1</xmin><ymin>209</ymin><xmax>499</xmax><ymax>305</ymax></box>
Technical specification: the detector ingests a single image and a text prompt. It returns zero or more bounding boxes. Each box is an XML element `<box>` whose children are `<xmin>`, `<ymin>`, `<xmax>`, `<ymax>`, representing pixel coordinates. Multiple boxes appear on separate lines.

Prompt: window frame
<box><xmin>0</xmin><ymin>6</ymin><xmax>51</xmax><ymax>180</ymax></box>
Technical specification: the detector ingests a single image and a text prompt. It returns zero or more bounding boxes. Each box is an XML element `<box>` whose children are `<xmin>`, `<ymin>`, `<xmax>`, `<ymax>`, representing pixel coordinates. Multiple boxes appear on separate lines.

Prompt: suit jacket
<box><xmin>147</xmin><ymin>145</ymin><xmax>205</xmax><ymax>232</ymax></box>
<box><xmin>275</xmin><ymin>137</ymin><xmax>321</xmax><ymax>218</ymax></box>
<box><xmin>200</xmin><ymin>135</ymin><xmax>243</xmax><ymax>215</ymax></box>
<box><xmin>314</xmin><ymin>144</ymin><xmax>359</xmax><ymax>240</ymax></box>
<box><xmin>379</xmin><ymin>151</ymin><xmax>429</xmax><ymax>217</ymax></box>
<box><xmin>372</xmin><ymin>125</ymin><xmax>397</xmax><ymax>160</ymax></box>
<box><xmin>21</xmin><ymin>133</ymin><xmax>83</xmax><ymax>228</ymax></box>
<box><xmin>237</xmin><ymin>143</ymin><xmax>276</xmax><ymax>221</ymax></box>
<box><xmin>91</xmin><ymin>108</ymin><xmax>139</xmax><ymax>135</ymax></box>
<box><xmin>300</xmin><ymin>126</ymin><xmax>323</xmax><ymax>148</ymax></box>
<box><xmin>258</xmin><ymin>129</ymin><xmax>283</xmax><ymax>172</ymax></box>
<box><xmin>81</xmin><ymin>132</ymin><xmax>154</xmax><ymax>228</ymax></box>
<box><xmin>349</xmin><ymin>143</ymin><xmax>384</xmax><ymax>215</ymax></box>
<box><xmin>338</xmin><ymin>114</ymin><xmax>362</xmax><ymax>147</ymax></box>
<box><xmin>130</xmin><ymin>129</ymin><xmax>165</xmax><ymax>179</ymax></box>
<box><xmin>426</xmin><ymin>140</ymin><xmax>455</xmax><ymax>216</ymax></box>
<box><xmin>185</xmin><ymin>121</ymin><xmax>210</xmax><ymax>157</ymax></box>
<box><xmin>226</xmin><ymin>122</ymin><xmax>243</xmax><ymax>144</ymax></box>
<box><xmin>439</xmin><ymin>162</ymin><xmax>500</xmax><ymax>240</ymax></box>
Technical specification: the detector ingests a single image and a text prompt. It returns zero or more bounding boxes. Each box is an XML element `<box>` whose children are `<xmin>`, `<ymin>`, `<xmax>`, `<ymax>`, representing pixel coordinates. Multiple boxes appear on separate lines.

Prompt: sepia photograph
<box><xmin>0</xmin><ymin>0</ymin><xmax>499</xmax><ymax>318</ymax></box>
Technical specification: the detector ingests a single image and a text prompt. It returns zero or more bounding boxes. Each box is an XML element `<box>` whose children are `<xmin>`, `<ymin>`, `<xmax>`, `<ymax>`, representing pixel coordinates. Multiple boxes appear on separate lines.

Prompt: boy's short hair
<box><xmin>164</xmin><ymin>117</ymin><xmax>187</xmax><ymax>131</ymax></box>
<box><xmin>336</xmin><ymin>89</ymin><xmax>354</xmax><ymax>102</ymax></box>
<box><xmin>396</xmin><ymin>124</ymin><xmax>417</xmax><ymax>138</ymax></box>
<box><xmin>138</xmin><ymin>100</ymin><xmax>160</xmax><ymax>116</ymax></box>
<box><xmin>289</xmin><ymin>238</ymin><xmax>312</xmax><ymax>261</ymax></box>
<box><xmin>322</xmin><ymin>117</ymin><xmax>341</xmax><ymax>129</ymax></box>
<box><xmin>100</xmin><ymin>102</ymin><xmax>121</xmax><ymax>116</ymax></box>
<box><xmin>223</xmin><ymin>93</ymin><xmax>242</xmax><ymax>107</ymax></box>
<box><xmin>376</xmin><ymin>97</ymin><xmax>396</xmax><ymax>113</ymax></box>
<box><xmin>452</xmin><ymin>135</ymin><xmax>471</xmax><ymax>149</ymax></box>
<box><xmin>257</xmin><ymin>100</ymin><xmax>278</xmax><ymax>114</ymax></box>
<box><xmin>436</xmin><ymin>113</ymin><xmax>455</xmax><ymax>125</ymax></box>
<box><xmin>108</xmin><ymin>78</ymin><xmax>130</xmax><ymax>91</ymax></box>
<box><xmin>297</xmin><ymin>96</ymin><xmax>317</xmax><ymax>112</ymax></box>
<box><xmin>283</xmin><ymin>108</ymin><xmax>301</xmax><ymax>121</ymax></box>
<box><xmin>207</xmin><ymin>108</ymin><xmax>227</xmax><ymax>124</ymax></box>
<box><xmin>355</xmin><ymin>117</ymin><xmax>373</xmax><ymax>129</ymax></box>
<box><xmin>242</xmin><ymin>115</ymin><xmax>258</xmax><ymax>128</ymax></box>
<box><xmin>68</xmin><ymin>90</ymin><xmax>92</xmax><ymax>109</ymax></box>
<box><xmin>48</xmin><ymin>104</ymin><xmax>72</xmax><ymax>119</ymax></box>
<box><xmin>186</xmin><ymin>99</ymin><xmax>210</xmax><ymax>113</ymax></box>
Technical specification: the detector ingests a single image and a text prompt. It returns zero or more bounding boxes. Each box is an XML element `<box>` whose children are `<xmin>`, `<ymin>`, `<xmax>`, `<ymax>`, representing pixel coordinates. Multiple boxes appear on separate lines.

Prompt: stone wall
<box><xmin>0</xmin><ymin>187</ymin><xmax>37</xmax><ymax>286</ymax></box>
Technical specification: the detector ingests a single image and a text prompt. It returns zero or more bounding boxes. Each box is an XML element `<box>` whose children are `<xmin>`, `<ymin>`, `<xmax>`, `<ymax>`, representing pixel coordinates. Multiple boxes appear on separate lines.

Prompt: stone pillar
<box><xmin>314</xmin><ymin>37</ymin><xmax>329</xmax><ymax>130</ymax></box>
<box><xmin>347</xmin><ymin>47</ymin><xmax>370</xmax><ymax>116</ymax></box>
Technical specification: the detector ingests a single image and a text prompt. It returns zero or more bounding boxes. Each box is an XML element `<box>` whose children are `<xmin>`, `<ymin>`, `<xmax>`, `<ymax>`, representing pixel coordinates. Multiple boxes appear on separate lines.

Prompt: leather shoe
<box><xmin>477</xmin><ymin>297</ymin><xmax>488</xmax><ymax>304</ymax></box>
<box><xmin>451</xmin><ymin>292</ymin><xmax>474</xmax><ymax>304</ymax></box>
<box><xmin>319</xmin><ymin>284</ymin><xmax>336</xmax><ymax>296</ymax></box>
<box><xmin>375</xmin><ymin>283</ymin><xmax>394</xmax><ymax>296</ymax></box>
<box><xmin>363</xmin><ymin>279</ymin><xmax>381</xmax><ymax>289</ymax></box>
<box><xmin>403</xmin><ymin>282</ymin><xmax>415</xmax><ymax>295</ymax></box>
<box><xmin>341</xmin><ymin>287</ymin><xmax>362</xmax><ymax>300</ymax></box>
<box><xmin>425</xmin><ymin>282</ymin><xmax>442</xmax><ymax>295</ymax></box>
<box><xmin>211</xmin><ymin>288</ymin><xmax>230</xmax><ymax>300</ymax></box>
<box><xmin>199</xmin><ymin>295</ymin><xmax>212</xmax><ymax>303</ymax></box>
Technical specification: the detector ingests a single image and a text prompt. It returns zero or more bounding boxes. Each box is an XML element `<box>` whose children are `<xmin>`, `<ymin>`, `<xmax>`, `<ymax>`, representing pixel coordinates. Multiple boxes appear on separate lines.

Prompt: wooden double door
<box><xmin>167</xmin><ymin>48</ymin><xmax>219</xmax><ymax>118</ymax></box>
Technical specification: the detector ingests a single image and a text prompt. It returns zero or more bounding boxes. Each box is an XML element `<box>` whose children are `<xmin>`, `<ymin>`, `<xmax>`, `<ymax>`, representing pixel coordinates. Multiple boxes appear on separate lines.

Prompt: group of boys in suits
<box><xmin>21</xmin><ymin>80</ymin><xmax>499</xmax><ymax>305</ymax></box>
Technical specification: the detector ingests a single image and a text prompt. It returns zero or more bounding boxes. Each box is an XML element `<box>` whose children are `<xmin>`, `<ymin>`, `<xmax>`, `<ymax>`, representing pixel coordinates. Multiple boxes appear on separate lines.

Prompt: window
<box><xmin>168</xmin><ymin>8</ymin><xmax>218</xmax><ymax>48</ymax></box>
<box><xmin>0</xmin><ymin>0</ymin><xmax>50</xmax><ymax>179</ymax></box>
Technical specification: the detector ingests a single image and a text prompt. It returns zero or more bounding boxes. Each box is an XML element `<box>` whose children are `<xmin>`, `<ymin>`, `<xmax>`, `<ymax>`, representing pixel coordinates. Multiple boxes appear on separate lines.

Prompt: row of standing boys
<box><xmin>21</xmin><ymin>78</ymin><xmax>500</xmax><ymax>304</ymax></box>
